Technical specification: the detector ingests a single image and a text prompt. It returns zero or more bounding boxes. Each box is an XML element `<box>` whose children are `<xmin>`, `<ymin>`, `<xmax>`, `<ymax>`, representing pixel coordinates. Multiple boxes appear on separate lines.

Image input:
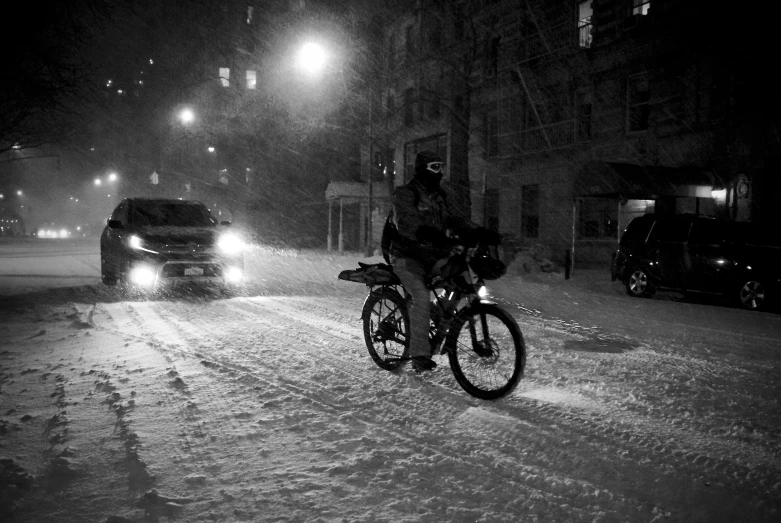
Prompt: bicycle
<box><xmin>339</xmin><ymin>243</ymin><xmax>525</xmax><ymax>400</ymax></box>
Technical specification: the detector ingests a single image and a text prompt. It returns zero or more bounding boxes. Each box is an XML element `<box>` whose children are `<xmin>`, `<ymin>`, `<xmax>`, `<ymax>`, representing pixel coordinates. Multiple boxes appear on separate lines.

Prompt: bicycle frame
<box><xmin>370</xmin><ymin>249</ymin><xmax>489</xmax><ymax>357</ymax></box>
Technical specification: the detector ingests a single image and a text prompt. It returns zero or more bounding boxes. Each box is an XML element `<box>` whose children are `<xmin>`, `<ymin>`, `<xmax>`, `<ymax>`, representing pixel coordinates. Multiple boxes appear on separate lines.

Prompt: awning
<box><xmin>574</xmin><ymin>161</ymin><xmax>717</xmax><ymax>199</ymax></box>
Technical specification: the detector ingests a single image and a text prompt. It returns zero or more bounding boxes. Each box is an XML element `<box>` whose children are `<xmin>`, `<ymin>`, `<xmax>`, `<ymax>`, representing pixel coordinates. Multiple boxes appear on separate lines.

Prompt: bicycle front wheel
<box><xmin>362</xmin><ymin>287</ymin><xmax>409</xmax><ymax>370</ymax></box>
<box><xmin>445</xmin><ymin>303</ymin><xmax>525</xmax><ymax>400</ymax></box>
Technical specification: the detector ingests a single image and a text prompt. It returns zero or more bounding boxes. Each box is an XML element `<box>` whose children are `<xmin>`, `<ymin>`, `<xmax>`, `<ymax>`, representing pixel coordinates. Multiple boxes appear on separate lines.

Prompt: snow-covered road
<box><xmin>1</xmin><ymin>239</ymin><xmax>779</xmax><ymax>522</ymax></box>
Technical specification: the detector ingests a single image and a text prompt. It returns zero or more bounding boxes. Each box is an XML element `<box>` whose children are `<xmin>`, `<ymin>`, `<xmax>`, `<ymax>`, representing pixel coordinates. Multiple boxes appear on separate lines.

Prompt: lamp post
<box><xmin>296</xmin><ymin>41</ymin><xmax>375</xmax><ymax>256</ymax></box>
<box><xmin>159</xmin><ymin>107</ymin><xmax>196</xmax><ymax>196</ymax></box>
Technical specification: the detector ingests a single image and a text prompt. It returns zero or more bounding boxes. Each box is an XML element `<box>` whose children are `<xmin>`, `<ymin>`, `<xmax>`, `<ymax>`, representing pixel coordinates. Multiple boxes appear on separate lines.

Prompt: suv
<box><xmin>612</xmin><ymin>214</ymin><xmax>780</xmax><ymax>310</ymax></box>
<box><xmin>100</xmin><ymin>198</ymin><xmax>245</xmax><ymax>290</ymax></box>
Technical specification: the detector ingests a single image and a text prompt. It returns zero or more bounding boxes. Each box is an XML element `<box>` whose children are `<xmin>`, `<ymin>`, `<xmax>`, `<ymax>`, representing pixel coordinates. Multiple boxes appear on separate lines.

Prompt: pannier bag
<box><xmin>338</xmin><ymin>262</ymin><xmax>401</xmax><ymax>286</ymax></box>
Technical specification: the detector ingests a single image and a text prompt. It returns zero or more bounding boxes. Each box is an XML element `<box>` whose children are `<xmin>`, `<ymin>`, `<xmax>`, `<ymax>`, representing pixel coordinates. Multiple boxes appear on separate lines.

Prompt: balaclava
<box><xmin>414</xmin><ymin>150</ymin><xmax>444</xmax><ymax>191</ymax></box>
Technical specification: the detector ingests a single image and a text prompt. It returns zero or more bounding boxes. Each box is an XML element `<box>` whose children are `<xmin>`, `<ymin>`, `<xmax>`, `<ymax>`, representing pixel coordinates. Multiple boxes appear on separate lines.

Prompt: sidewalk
<box><xmin>491</xmin><ymin>266</ymin><xmax>781</xmax><ymax>352</ymax></box>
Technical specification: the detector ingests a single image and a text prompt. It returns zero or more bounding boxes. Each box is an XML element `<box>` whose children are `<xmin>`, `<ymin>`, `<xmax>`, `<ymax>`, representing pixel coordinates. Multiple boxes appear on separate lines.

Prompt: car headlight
<box><xmin>218</xmin><ymin>233</ymin><xmax>245</xmax><ymax>254</ymax></box>
<box><xmin>128</xmin><ymin>264</ymin><xmax>157</xmax><ymax>286</ymax></box>
<box><xmin>129</xmin><ymin>234</ymin><xmax>143</xmax><ymax>249</ymax></box>
<box><xmin>128</xmin><ymin>234</ymin><xmax>157</xmax><ymax>254</ymax></box>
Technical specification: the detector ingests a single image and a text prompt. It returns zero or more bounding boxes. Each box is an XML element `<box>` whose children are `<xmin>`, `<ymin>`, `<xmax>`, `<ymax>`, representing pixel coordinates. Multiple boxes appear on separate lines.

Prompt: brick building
<box><xmin>357</xmin><ymin>0</ymin><xmax>779</xmax><ymax>268</ymax></box>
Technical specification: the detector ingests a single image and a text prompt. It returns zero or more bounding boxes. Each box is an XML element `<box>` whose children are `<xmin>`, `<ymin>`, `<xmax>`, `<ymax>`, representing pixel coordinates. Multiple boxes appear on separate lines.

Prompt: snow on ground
<box><xmin>1</xmin><ymin>238</ymin><xmax>780</xmax><ymax>522</ymax></box>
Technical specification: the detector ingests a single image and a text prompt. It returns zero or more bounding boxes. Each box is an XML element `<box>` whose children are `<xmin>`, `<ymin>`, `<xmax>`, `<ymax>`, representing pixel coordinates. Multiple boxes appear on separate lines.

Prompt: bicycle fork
<box><xmin>466</xmin><ymin>309</ymin><xmax>493</xmax><ymax>357</ymax></box>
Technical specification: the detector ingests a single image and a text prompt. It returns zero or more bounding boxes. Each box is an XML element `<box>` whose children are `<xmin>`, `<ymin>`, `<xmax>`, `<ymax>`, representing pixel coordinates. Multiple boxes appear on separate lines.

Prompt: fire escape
<box><xmin>490</xmin><ymin>1</ymin><xmax>580</xmax><ymax>158</ymax></box>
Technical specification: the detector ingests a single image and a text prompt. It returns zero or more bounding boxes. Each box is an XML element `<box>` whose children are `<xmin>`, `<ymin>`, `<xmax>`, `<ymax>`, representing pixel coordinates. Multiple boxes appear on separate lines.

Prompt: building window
<box><xmin>521</xmin><ymin>184</ymin><xmax>539</xmax><ymax>239</ymax></box>
<box><xmin>219</xmin><ymin>67</ymin><xmax>230</xmax><ymax>87</ymax></box>
<box><xmin>576</xmin><ymin>89</ymin><xmax>593</xmax><ymax>141</ymax></box>
<box><xmin>454</xmin><ymin>6</ymin><xmax>465</xmax><ymax>40</ymax></box>
<box><xmin>388</xmin><ymin>33</ymin><xmax>396</xmax><ymax>71</ymax></box>
<box><xmin>425</xmin><ymin>81</ymin><xmax>441</xmax><ymax>120</ymax></box>
<box><xmin>486</xmin><ymin>36</ymin><xmax>500</xmax><ymax>78</ymax></box>
<box><xmin>627</xmin><ymin>75</ymin><xmax>650</xmax><ymax>132</ymax></box>
<box><xmin>405</xmin><ymin>25</ymin><xmax>415</xmax><ymax>59</ymax></box>
<box><xmin>246</xmin><ymin>70</ymin><xmax>256</xmax><ymax>89</ymax></box>
<box><xmin>484</xmin><ymin>188</ymin><xmax>500</xmax><ymax>232</ymax></box>
<box><xmin>386</xmin><ymin>92</ymin><xmax>396</xmax><ymax>118</ymax></box>
<box><xmin>631</xmin><ymin>0</ymin><xmax>650</xmax><ymax>16</ymax></box>
<box><xmin>579</xmin><ymin>198</ymin><xmax>618</xmax><ymax>238</ymax></box>
<box><xmin>428</xmin><ymin>15</ymin><xmax>442</xmax><ymax>51</ymax></box>
<box><xmin>578</xmin><ymin>1</ymin><xmax>593</xmax><ymax>48</ymax></box>
<box><xmin>485</xmin><ymin>106</ymin><xmax>499</xmax><ymax>157</ymax></box>
<box><xmin>404</xmin><ymin>88</ymin><xmax>414</xmax><ymax>127</ymax></box>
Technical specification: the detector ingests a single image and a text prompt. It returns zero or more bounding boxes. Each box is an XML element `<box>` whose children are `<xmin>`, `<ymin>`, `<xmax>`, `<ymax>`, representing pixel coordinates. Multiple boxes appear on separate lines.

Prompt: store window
<box><xmin>627</xmin><ymin>74</ymin><xmax>650</xmax><ymax>132</ymax></box>
<box><xmin>521</xmin><ymin>184</ymin><xmax>539</xmax><ymax>239</ymax></box>
<box><xmin>579</xmin><ymin>198</ymin><xmax>618</xmax><ymax>238</ymax></box>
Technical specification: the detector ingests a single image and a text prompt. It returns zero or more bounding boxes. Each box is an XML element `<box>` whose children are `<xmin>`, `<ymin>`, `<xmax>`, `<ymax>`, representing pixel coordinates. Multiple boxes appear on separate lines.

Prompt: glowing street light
<box><xmin>94</xmin><ymin>178</ymin><xmax>102</xmax><ymax>186</ymax></box>
<box><xmin>108</xmin><ymin>172</ymin><xmax>118</xmax><ymax>182</ymax></box>
<box><xmin>297</xmin><ymin>42</ymin><xmax>327</xmax><ymax>75</ymax></box>
<box><xmin>179</xmin><ymin>108</ymin><xmax>195</xmax><ymax>124</ymax></box>
<box><xmin>17</xmin><ymin>190</ymin><xmax>23</xmax><ymax>196</ymax></box>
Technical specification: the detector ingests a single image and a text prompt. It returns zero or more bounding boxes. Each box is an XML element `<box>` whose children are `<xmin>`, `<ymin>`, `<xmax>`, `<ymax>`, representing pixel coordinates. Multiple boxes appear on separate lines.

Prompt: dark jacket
<box><xmin>390</xmin><ymin>178</ymin><xmax>471</xmax><ymax>264</ymax></box>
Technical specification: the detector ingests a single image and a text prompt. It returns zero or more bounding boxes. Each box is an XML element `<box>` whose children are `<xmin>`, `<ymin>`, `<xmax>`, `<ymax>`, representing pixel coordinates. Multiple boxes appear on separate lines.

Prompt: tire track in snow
<box><xmin>165</xmin><ymin>300</ymin><xmax>634</xmax><ymax>519</ymax></box>
<box><xmin>118</xmin><ymin>297</ymin><xmax>629</xmax><ymax>516</ymax></box>
<box><xmin>94</xmin><ymin>296</ymin><xmax>778</xmax><ymax>517</ymax></box>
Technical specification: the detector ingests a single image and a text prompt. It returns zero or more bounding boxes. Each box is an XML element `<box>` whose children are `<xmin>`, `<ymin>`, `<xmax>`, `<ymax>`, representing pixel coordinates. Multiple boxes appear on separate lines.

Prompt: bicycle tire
<box><xmin>362</xmin><ymin>287</ymin><xmax>409</xmax><ymax>370</ymax></box>
<box><xmin>445</xmin><ymin>302</ymin><xmax>525</xmax><ymax>400</ymax></box>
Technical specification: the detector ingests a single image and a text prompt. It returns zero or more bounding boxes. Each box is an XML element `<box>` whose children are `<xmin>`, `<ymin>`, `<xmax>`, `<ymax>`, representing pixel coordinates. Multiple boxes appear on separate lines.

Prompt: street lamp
<box><xmin>179</xmin><ymin>107</ymin><xmax>195</xmax><ymax>125</ymax></box>
<box><xmin>297</xmin><ymin>42</ymin><xmax>327</xmax><ymax>75</ymax></box>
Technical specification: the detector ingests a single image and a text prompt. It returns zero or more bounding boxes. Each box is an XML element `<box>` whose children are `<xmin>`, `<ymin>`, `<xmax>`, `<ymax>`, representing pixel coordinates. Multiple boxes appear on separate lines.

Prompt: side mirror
<box><xmin>107</xmin><ymin>219</ymin><xmax>124</xmax><ymax>229</ymax></box>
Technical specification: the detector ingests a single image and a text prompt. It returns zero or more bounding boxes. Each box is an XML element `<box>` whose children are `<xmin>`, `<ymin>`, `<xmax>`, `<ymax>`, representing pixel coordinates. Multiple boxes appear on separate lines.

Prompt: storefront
<box><xmin>571</xmin><ymin>161</ymin><xmax>719</xmax><ymax>269</ymax></box>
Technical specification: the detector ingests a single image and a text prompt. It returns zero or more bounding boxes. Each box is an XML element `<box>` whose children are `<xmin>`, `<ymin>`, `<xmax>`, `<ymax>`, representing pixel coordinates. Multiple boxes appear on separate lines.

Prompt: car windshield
<box><xmin>131</xmin><ymin>202</ymin><xmax>215</xmax><ymax>227</ymax></box>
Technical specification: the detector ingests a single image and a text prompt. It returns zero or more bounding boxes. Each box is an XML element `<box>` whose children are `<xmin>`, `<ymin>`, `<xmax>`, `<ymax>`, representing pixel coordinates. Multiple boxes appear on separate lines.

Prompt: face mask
<box><xmin>421</xmin><ymin>171</ymin><xmax>442</xmax><ymax>190</ymax></box>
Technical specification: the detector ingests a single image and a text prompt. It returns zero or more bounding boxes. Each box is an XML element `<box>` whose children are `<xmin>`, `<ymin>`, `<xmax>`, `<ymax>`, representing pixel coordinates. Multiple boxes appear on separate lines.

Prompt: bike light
<box><xmin>128</xmin><ymin>265</ymin><xmax>156</xmax><ymax>286</ymax></box>
<box><xmin>477</xmin><ymin>285</ymin><xmax>488</xmax><ymax>298</ymax></box>
<box><xmin>218</xmin><ymin>233</ymin><xmax>245</xmax><ymax>254</ymax></box>
<box><xmin>224</xmin><ymin>266</ymin><xmax>243</xmax><ymax>283</ymax></box>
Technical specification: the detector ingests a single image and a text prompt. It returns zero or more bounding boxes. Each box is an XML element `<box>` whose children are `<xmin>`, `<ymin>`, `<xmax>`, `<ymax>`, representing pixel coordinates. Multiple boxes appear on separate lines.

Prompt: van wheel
<box><xmin>738</xmin><ymin>279</ymin><xmax>766</xmax><ymax>311</ymax></box>
<box><xmin>626</xmin><ymin>267</ymin><xmax>656</xmax><ymax>298</ymax></box>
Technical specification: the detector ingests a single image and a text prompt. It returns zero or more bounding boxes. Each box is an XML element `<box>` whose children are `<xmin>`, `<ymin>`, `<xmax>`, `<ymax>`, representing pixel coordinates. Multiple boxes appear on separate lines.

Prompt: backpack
<box><xmin>380</xmin><ymin>184</ymin><xmax>420</xmax><ymax>264</ymax></box>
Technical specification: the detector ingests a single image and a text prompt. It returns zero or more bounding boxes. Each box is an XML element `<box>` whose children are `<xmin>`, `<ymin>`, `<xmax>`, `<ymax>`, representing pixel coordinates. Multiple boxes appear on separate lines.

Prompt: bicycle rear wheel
<box><xmin>445</xmin><ymin>303</ymin><xmax>525</xmax><ymax>400</ymax></box>
<box><xmin>362</xmin><ymin>287</ymin><xmax>409</xmax><ymax>370</ymax></box>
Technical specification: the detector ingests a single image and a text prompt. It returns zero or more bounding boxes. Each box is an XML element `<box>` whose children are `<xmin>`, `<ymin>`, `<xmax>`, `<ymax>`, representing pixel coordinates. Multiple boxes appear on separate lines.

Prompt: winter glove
<box><xmin>467</xmin><ymin>227</ymin><xmax>501</xmax><ymax>246</ymax></box>
<box><xmin>415</xmin><ymin>225</ymin><xmax>448</xmax><ymax>247</ymax></box>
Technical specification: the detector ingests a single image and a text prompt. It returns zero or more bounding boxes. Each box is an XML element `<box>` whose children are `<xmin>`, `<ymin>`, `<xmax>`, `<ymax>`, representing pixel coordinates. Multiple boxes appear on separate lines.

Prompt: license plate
<box><xmin>184</xmin><ymin>267</ymin><xmax>203</xmax><ymax>276</ymax></box>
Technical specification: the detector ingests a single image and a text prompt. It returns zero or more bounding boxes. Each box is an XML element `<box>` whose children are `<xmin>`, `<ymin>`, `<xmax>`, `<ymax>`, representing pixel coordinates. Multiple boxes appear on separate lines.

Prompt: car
<box><xmin>100</xmin><ymin>198</ymin><xmax>245</xmax><ymax>291</ymax></box>
<box><xmin>612</xmin><ymin>214</ymin><xmax>781</xmax><ymax>311</ymax></box>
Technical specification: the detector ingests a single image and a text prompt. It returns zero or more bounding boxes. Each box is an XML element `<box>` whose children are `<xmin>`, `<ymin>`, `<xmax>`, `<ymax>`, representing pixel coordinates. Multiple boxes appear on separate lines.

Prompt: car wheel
<box><xmin>100</xmin><ymin>254</ymin><xmax>117</xmax><ymax>286</ymax></box>
<box><xmin>625</xmin><ymin>266</ymin><xmax>656</xmax><ymax>298</ymax></box>
<box><xmin>737</xmin><ymin>279</ymin><xmax>766</xmax><ymax>311</ymax></box>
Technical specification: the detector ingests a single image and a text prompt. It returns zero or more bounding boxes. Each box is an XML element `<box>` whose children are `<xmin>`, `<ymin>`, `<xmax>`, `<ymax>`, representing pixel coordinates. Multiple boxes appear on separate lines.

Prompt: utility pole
<box><xmin>365</xmin><ymin>81</ymin><xmax>374</xmax><ymax>258</ymax></box>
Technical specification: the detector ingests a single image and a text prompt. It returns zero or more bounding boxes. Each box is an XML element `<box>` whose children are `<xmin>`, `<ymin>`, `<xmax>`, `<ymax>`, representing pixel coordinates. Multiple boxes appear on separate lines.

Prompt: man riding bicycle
<box><xmin>389</xmin><ymin>150</ymin><xmax>499</xmax><ymax>373</ymax></box>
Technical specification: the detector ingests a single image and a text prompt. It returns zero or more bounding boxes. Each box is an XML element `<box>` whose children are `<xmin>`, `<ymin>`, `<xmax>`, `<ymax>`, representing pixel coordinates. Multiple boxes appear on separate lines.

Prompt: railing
<box><xmin>498</xmin><ymin>119</ymin><xmax>575</xmax><ymax>156</ymax></box>
<box><xmin>578</xmin><ymin>19</ymin><xmax>592</xmax><ymax>49</ymax></box>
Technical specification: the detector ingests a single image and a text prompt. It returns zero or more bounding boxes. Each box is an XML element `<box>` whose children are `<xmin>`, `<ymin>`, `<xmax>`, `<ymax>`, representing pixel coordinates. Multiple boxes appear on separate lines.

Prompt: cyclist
<box><xmin>389</xmin><ymin>150</ymin><xmax>499</xmax><ymax>372</ymax></box>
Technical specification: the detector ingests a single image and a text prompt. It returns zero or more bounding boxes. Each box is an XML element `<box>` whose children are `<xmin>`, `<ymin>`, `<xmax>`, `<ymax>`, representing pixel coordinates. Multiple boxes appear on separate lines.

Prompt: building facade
<box><xmin>356</xmin><ymin>0</ymin><xmax>779</xmax><ymax>268</ymax></box>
